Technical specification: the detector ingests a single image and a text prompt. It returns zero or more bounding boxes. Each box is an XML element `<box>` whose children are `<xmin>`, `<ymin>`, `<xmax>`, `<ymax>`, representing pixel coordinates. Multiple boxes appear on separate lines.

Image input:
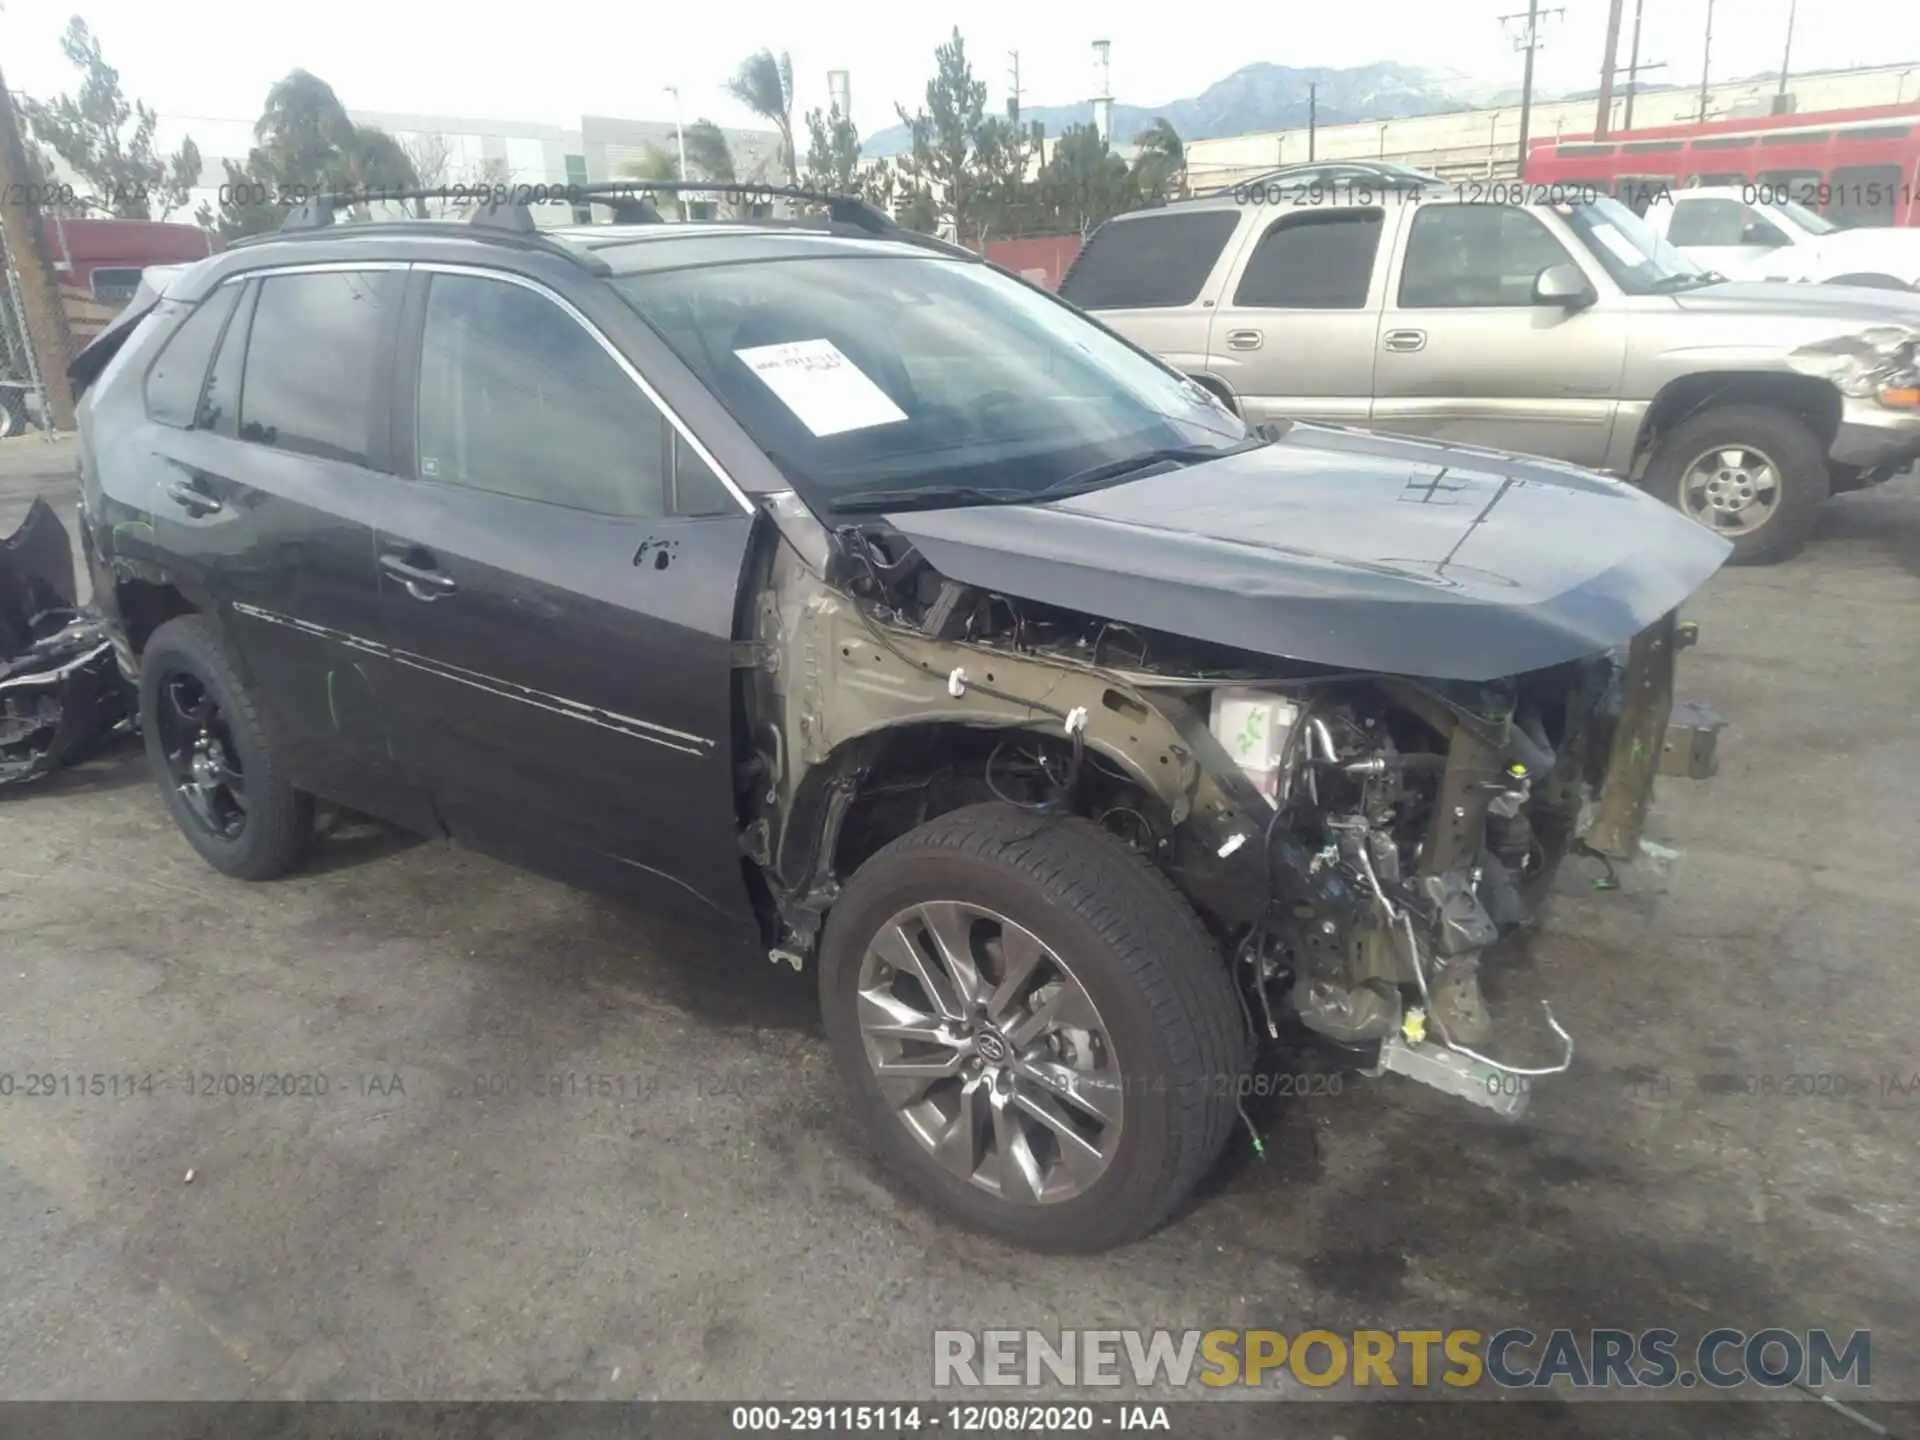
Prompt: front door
<box><xmin>1204</xmin><ymin>205</ymin><xmax>1396</xmax><ymax>427</ymax></box>
<box><xmin>1371</xmin><ymin>203</ymin><xmax>1628</xmax><ymax>469</ymax></box>
<box><xmin>373</xmin><ymin>266</ymin><xmax>756</xmax><ymax>922</ymax></box>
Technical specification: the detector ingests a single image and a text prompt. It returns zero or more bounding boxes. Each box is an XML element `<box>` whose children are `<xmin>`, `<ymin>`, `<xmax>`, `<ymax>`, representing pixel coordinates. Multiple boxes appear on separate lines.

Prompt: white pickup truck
<box><xmin>1642</xmin><ymin>187</ymin><xmax>1920</xmax><ymax>292</ymax></box>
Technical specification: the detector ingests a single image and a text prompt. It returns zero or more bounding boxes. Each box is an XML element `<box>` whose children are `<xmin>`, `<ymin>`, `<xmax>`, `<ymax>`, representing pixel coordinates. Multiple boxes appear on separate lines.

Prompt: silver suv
<box><xmin>1063</xmin><ymin>174</ymin><xmax>1920</xmax><ymax>563</ymax></box>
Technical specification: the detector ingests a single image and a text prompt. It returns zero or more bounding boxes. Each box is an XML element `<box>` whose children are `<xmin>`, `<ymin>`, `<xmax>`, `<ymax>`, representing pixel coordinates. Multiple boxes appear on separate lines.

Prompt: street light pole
<box><xmin>1698</xmin><ymin>0</ymin><xmax>1716</xmax><ymax>122</ymax></box>
<box><xmin>664</xmin><ymin>85</ymin><xmax>688</xmax><ymax>180</ymax></box>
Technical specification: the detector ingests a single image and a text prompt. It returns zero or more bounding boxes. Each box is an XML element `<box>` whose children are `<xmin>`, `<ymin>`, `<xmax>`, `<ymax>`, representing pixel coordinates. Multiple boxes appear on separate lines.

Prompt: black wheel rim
<box><xmin>155</xmin><ymin>671</ymin><xmax>249</xmax><ymax>840</ymax></box>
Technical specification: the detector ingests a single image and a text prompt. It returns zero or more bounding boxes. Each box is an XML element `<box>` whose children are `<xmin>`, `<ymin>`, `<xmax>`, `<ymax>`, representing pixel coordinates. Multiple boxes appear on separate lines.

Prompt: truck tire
<box><xmin>819</xmin><ymin>803</ymin><xmax>1246</xmax><ymax>1252</ymax></box>
<box><xmin>139</xmin><ymin>614</ymin><xmax>313</xmax><ymax>880</ymax></box>
<box><xmin>1646</xmin><ymin>405</ymin><xmax>1828</xmax><ymax>565</ymax></box>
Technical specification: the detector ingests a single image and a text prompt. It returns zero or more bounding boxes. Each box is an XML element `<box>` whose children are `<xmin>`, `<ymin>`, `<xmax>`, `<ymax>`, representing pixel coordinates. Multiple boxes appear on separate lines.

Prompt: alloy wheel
<box><xmin>855</xmin><ymin>901</ymin><xmax>1124</xmax><ymax>1205</ymax></box>
<box><xmin>1679</xmin><ymin>445</ymin><xmax>1782</xmax><ymax>537</ymax></box>
<box><xmin>155</xmin><ymin>671</ymin><xmax>249</xmax><ymax>840</ymax></box>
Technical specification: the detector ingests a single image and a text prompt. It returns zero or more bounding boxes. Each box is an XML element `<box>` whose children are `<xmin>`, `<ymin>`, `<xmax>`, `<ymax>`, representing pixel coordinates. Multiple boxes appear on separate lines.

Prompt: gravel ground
<box><xmin>2</xmin><ymin>435</ymin><xmax>1916</xmax><ymax>1437</ymax></box>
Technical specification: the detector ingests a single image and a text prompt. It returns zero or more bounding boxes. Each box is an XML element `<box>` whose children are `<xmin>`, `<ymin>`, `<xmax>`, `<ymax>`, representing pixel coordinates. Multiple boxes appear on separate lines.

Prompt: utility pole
<box><xmin>1595</xmin><ymin>0</ymin><xmax>1626</xmax><ymax>137</ymax></box>
<box><xmin>1623</xmin><ymin>0</ymin><xmax>1648</xmax><ymax>129</ymax></box>
<box><xmin>1778</xmin><ymin>0</ymin><xmax>1797</xmax><ymax>98</ymax></box>
<box><xmin>1501</xmin><ymin>1</ymin><xmax>1561</xmax><ymax>176</ymax></box>
<box><xmin>0</xmin><ymin>65</ymin><xmax>74</xmax><ymax>432</ymax></box>
<box><xmin>1008</xmin><ymin>50</ymin><xmax>1021</xmax><ymax>119</ymax></box>
<box><xmin>1308</xmin><ymin>83</ymin><xmax>1317</xmax><ymax>161</ymax></box>
<box><xmin>1697</xmin><ymin>0</ymin><xmax>1716</xmax><ymax>122</ymax></box>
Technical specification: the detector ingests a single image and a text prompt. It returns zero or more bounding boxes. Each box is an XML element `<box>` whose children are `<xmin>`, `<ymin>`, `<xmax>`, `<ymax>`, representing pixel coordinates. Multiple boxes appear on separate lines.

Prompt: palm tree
<box><xmin>725</xmin><ymin>49</ymin><xmax>796</xmax><ymax>184</ymax></box>
<box><xmin>1130</xmin><ymin>118</ymin><xmax>1185</xmax><ymax>204</ymax></box>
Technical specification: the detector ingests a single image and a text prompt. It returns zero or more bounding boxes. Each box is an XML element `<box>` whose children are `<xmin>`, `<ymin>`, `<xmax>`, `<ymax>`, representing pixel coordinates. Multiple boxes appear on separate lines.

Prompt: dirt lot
<box><xmin>2</xmin><ymin>434</ymin><xmax>1916</xmax><ymax>1434</ymax></box>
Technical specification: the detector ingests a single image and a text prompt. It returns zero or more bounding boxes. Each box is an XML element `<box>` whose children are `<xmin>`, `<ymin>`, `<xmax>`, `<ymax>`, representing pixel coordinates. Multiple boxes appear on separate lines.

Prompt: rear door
<box><xmin>1371</xmin><ymin>202</ymin><xmax>1628</xmax><ymax>468</ymax></box>
<box><xmin>373</xmin><ymin>264</ymin><xmax>757</xmax><ymax>922</ymax></box>
<box><xmin>142</xmin><ymin>263</ymin><xmax>435</xmax><ymax>832</ymax></box>
<box><xmin>1057</xmin><ymin>207</ymin><xmax>1244</xmax><ymax>381</ymax></box>
<box><xmin>1201</xmin><ymin>204</ymin><xmax>1396</xmax><ymax>426</ymax></box>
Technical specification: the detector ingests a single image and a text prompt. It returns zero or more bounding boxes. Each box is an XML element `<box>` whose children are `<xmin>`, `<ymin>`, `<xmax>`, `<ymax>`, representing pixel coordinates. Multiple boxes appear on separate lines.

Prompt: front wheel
<box><xmin>1645</xmin><ymin>405</ymin><xmax>1829</xmax><ymax>565</ymax></box>
<box><xmin>819</xmin><ymin>803</ymin><xmax>1247</xmax><ymax>1252</ymax></box>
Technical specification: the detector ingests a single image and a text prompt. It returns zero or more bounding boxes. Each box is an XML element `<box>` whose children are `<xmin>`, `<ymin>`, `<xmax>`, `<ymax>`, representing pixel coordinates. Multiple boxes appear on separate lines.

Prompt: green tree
<box><xmin>1129</xmin><ymin>118</ymin><xmax>1185</xmax><ymax>205</ymax></box>
<box><xmin>973</xmin><ymin>99</ymin><xmax>1045</xmax><ymax>241</ymax></box>
<box><xmin>207</xmin><ymin>70</ymin><xmax>418</xmax><ymax>239</ymax></box>
<box><xmin>1039</xmin><ymin>124</ymin><xmax>1138</xmax><ymax>237</ymax></box>
<box><xmin>802</xmin><ymin>103</ymin><xmax>860</xmax><ymax>193</ymax></box>
<box><xmin>893</xmin><ymin>27</ymin><xmax>987</xmax><ymax>244</ymax></box>
<box><xmin>725</xmin><ymin>49</ymin><xmax>795</xmax><ymax>184</ymax></box>
<box><xmin>17</xmin><ymin>17</ymin><xmax>201</xmax><ymax>220</ymax></box>
<box><xmin>683</xmin><ymin>119</ymin><xmax>736</xmax><ymax>183</ymax></box>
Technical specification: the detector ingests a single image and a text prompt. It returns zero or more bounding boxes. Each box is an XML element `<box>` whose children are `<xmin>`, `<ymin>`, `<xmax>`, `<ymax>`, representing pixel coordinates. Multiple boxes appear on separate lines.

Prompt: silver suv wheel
<box><xmin>857</xmin><ymin>900</ymin><xmax>1123</xmax><ymax>1205</ymax></box>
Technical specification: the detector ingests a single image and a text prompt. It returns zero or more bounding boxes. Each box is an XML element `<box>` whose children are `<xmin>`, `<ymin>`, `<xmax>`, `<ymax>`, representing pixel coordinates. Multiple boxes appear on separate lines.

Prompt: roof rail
<box><xmin>256</xmin><ymin>181</ymin><xmax>979</xmax><ymax>266</ymax></box>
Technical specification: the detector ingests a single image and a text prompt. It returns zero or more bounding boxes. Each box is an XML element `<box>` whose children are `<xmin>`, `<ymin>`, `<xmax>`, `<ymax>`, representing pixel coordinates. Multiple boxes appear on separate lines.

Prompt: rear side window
<box><xmin>1059</xmin><ymin>211</ymin><xmax>1240</xmax><ymax>309</ymax></box>
<box><xmin>144</xmin><ymin>285</ymin><xmax>241</xmax><ymax>429</ymax></box>
<box><xmin>1828</xmin><ymin>164</ymin><xmax>1903</xmax><ymax>227</ymax></box>
<box><xmin>415</xmin><ymin>272</ymin><xmax>671</xmax><ymax>518</ymax></box>
<box><xmin>1232</xmin><ymin>209</ymin><xmax>1383</xmax><ymax>309</ymax></box>
<box><xmin>240</xmin><ymin>271</ymin><xmax>400</xmax><ymax>466</ymax></box>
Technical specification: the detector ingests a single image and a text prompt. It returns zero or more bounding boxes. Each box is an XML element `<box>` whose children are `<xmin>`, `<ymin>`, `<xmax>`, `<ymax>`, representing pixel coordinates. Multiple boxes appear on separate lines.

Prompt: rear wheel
<box><xmin>819</xmin><ymin>803</ymin><xmax>1246</xmax><ymax>1252</ymax></box>
<box><xmin>0</xmin><ymin>389</ymin><xmax>27</xmax><ymax>440</ymax></box>
<box><xmin>1822</xmin><ymin>273</ymin><xmax>1911</xmax><ymax>291</ymax></box>
<box><xmin>1646</xmin><ymin>405</ymin><xmax>1828</xmax><ymax>565</ymax></box>
<box><xmin>139</xmin><ymin>615</ymin><xmax>312</xmax><ymax>880</ymax></box>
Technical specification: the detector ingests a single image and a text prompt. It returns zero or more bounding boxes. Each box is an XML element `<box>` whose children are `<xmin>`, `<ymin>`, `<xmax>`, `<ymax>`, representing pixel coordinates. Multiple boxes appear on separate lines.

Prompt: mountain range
<box><xmin>861</xmin><ymin>61</ymin><xmax>1531</xmax><ymax>157</ymax></box>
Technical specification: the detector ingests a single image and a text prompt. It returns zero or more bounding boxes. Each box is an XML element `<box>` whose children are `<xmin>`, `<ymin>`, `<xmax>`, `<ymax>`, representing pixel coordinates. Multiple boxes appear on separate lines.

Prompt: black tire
<box><xmin>139</xmin><ymin>614</ymin><xmax>312</xmax><ymax>880</ymax></box>
<box><xmin>1645</xmin><ymin>404</ymin><xmax>1828</xmax><ymax>565</ymax></box>
<box><xmin>818</xmin><ymin>803</ymin><xmax>1246</xmax><ymax>1252</ymax></box>
<box><xmin>0</xmin><ymin>389</ymin><xmax>27</xmax><ymax>440</ymax></box>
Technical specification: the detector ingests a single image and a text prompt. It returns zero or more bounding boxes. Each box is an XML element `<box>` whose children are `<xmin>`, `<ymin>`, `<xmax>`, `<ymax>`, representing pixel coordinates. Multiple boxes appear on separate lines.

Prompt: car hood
<box><xmin>1669</xmin><ymin>280</ymin><xmax>1920</xmax><ymax>323</ymax></box>
<box><xmin>882</xmin><ymin>425</ymin><xmax>1732</xmax><ymax>682</ymax></box>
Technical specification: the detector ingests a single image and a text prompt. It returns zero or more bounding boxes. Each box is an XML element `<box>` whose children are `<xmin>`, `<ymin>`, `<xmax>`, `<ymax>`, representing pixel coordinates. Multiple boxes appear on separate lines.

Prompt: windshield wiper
<box><xmin>827</xmin><ymin>440</ymin><xmax>1260</xmax><ymax>516</ymax></box>
<box><xmin>1649</xmin><ymin>271</ymin><xmax>1723</xmax><ymax>291</ymax></box>
<box><xmin>828</xmin><ymin>484</ymin><xmax>1035</xmax><ymax>514</ymax></box>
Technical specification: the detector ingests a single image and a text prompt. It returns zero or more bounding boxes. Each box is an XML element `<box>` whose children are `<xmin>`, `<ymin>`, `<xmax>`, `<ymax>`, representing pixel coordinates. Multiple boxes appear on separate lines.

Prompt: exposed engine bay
<box><xmin>736</xmin><ymin>496</ymin><xmax>1704</xmax><ymax>1118</ymax></box>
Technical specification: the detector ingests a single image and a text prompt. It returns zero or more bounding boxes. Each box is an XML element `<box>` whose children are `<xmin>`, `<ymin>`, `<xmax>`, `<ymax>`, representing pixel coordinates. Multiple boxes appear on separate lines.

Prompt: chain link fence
<box><xmin>0</xmin><ymin>224</ymin><xmax>58</xmax><ymax>440</ymax></box>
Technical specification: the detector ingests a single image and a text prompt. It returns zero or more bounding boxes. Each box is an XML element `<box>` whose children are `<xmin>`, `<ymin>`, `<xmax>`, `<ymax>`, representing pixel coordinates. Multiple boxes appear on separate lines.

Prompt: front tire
<box><xmin>1646</xmin><ymin>405</ymin><xmax>1828</xmax><ymax>565</ymax></box>
<box><xmin>819</xmin><ymin>803</ymin><xmax>1246</xmax><ymax>1252</ymax></box>
<box><xmin>139</xmin><ymin>614</ymin><xmax>312</xmax><ymax>880</ymax></box>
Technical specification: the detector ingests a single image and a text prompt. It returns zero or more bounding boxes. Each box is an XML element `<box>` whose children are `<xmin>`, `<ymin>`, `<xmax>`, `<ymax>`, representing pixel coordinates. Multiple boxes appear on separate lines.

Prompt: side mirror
<box><xmin>1533</xmin><ymin>262</ymin><xmax>1598</xmax><ymax>311</ymax></box>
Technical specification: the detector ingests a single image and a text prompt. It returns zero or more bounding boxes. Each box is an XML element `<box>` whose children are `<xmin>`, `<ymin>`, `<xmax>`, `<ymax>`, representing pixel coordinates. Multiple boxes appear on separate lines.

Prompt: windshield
<box><xmin>1774</xmin><ymin>198</ymin><xmax>1840</xmax><ymax>235</ymax></box>
<box><xmin>1557</xmin><ymin>195</ymin><xmax>1716</xmax><ymax>293</ymax></box>
<box><xmin>611</xmin><ymin>254</ymin><xmax>1248</xmax><ymax>511</ymax></box>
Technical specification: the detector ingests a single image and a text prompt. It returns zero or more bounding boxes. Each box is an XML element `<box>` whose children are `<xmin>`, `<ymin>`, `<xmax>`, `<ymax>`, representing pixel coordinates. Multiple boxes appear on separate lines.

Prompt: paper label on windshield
<box><xmin>734</xmin><ymin>339</ymin><xmax>907</xmax><ymax>437</ymax></box>
<box><xmin>1587</xmin><ymin>222</ymin><xmax>1645</xmax><ymax>268</ymax></box>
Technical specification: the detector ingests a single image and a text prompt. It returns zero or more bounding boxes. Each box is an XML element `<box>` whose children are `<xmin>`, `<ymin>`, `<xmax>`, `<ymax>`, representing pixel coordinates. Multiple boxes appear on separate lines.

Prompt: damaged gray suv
<box><xmin>71</xmin><ymin>184</ymin><xmax>1730</xmax><ymax>1251</ymax></box>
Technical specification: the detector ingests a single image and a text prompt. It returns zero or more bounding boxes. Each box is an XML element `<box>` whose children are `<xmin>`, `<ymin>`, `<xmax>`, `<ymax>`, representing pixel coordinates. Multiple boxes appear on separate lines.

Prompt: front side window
<box><xmin>239</xmin><ymin>271</ymin><xmax>400</xmax><ymax>465</ymax></box>
<box><xmin>615</xmin><ymin>254</ymin><xmax>1248</xmax><ymax>512</ymax></box>
<box><xmin>1397</xmin><ymin>204</ymin><xmax>1575</xmax><ymax>308</ymax></box>
<box><xmin>1232</xmin><ymin>209</ymin><xmax>1383</xmax><ymax>309</ymax></box>
<box><xmin>416</xmin><ymin>272</ymin><xmax>672</xmax><ymax>518</ymax></box>
<box><xmin>144</xmin><ymin>284</ymin><xmax>241</xmax><ymax>429</ymax></box>
<box><xmin>1666</xmin><ymin>198</ymin><xmax>1750</xmax><ymax>247</ymax></box>
<box><xmin>1059</xmin><ymin>210</ymin><xmax>1241</xmax><ymax>309</ymax></box>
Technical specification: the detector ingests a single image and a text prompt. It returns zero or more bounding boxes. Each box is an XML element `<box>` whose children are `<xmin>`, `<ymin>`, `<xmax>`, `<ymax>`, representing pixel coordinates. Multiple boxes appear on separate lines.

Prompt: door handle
<box><xmin>1383</xmin><ymin>329</ymin><xmax>1428</xmax><ymax>353</ymax></box>
<box><xmin>163</xmin><ymin>475</ymin><xmax>222</xmax><ymax>515</ymax></box>
<box><xmin>379</xmin><ymin>551</ymin><xmax>458</xmax><ymax>601</ymax></box>
<box><xmin>1224</xmin><ymin>329</ymin><xmax>1264</xmax><ymax>351</ymax></box>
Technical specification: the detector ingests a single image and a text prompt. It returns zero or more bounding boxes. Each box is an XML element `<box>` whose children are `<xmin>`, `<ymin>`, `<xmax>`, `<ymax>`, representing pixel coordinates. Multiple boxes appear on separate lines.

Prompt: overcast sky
<box><xmin>1</xmin><ymin>0</ymin><xmax>1913</xmax><ymax>155</ymax></box>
